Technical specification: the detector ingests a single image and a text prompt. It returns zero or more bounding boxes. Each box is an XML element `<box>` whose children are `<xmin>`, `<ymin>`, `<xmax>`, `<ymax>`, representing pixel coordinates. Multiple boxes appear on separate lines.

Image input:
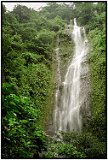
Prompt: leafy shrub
<box><xmin>42</xmin><ymin>141</ymin><xmax>86</xmax><ymax>158</ymax></box>
<box><xmin>62</xmin><ymin>132</ymin><xmax>107</xmax><ymax>158</ymax></box>
<box><xmin>2</xmin><ymin>83</ymin><xmax>47</xmax><ymax>158</ymax></box>
<box><xmin>88</xmin><ymin>27</ymin><xmax>106</xmax><ymax>142</ymax></box>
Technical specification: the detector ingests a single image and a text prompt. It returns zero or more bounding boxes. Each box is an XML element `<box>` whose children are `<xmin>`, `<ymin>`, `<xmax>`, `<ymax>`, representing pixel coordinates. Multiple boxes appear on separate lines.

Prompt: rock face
<box><xmin>53</xmin><ymin>18</ymin><xmax>91</xmax><ymax>133</ymax></box>
<box><xmin>46</xmin><ymin>19</ymin><xmax>91</xmax><ymax>135</ymax></box>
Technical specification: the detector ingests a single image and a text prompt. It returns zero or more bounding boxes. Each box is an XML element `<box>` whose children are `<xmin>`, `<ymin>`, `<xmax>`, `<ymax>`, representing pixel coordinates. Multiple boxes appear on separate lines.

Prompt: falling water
<box><xmin>54</xmin><ymin>18</ymin><xmax>90</xmax><ymax>132</ymax></box>
<box><xmin>54</xmin><ymin>35</ymin><xmax>62</xmax><ymax>132</ymax></box>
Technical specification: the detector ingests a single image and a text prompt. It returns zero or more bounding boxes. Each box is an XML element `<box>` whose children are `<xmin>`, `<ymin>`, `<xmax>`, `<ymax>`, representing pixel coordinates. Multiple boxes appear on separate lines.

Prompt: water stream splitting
<box><xmin>54</xmin><ymin>18</ymin><xmax>90</xmax><ymax>133</ymax></box>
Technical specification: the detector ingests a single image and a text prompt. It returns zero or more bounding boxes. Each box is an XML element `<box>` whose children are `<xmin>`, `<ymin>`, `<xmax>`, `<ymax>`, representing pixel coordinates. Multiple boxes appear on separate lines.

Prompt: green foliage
<box><xmin>21</xmin><ymin>27</ymin><xmax>37</xmax><ymax>42</ymax></box>
<box><xmin>4</xmin><ymin>12</ymin><xmax>18</xmax><ymax>25</ymax></box>
<box><xmin>13</xmin><ymin>5</ymin><xmax>31</xmax><ymax>23</ymax></box>
<box><xmin>2</xmin><ymin>83</ymin><xmax>47</xmax><ymax>158</ymax></box>
<box><xmin>48</xmin><ymin>16</ymin><xmax>65</xmax><ymax>31</ymax></box>
<box><xmin>72</xmin><ymin>2</ymin><xmax>106</xmax><ymax>33</ymax></box>
<box><xmin>37</xmin><ymin>29</ymin><xmax>55</xmax><ymax>44</ymax></box>
<box><xmin>2</xmin><ymin>4</ymin><xmax>54</xmax><ymax>158</ymax></box>
<box><xmin>58</xmin><ymin>34</ymin><xmax>74</xmax><ymax>80</ymax></box>
<box><xmin>74</xmin><ymin>2</ymin><xmax>94</xmax><ymax>26</ymax></box>
<box><xmin>42</xmin><ymin>141</ymin><xmax>86</xmax><ymax>158</ymax></box>
<box><xmin>2</xmin><ymin>33</ymin><xmax>12</xmax><ymax>56</ymax></box>
<box><xmin>40</xmin><ymin>2</ymin><xmax>74</xmax><ymax>22</ymax></box>
<box><xmin>22</xmin><ymin>52</ymin><xmax>42</xmax><ymax>64</ymax></box>
<box><xmin>62</xmin><ymin>132</ymin><xmax>106</xmax><ymax>158</ymax></box>
<box><xmin>88</xmin><ymin>26</ymin><xmax>106</xmax><ymax>141</ymax></box>
<box><xmin>19</xmin><ymin>63</ymin><xmax>51</xmax><ymax>108</ymax></box>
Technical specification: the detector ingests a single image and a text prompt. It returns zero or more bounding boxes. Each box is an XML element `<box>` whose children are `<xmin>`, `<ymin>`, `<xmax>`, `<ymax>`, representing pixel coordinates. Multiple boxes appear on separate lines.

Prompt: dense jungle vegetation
<box><xmin>2</xmin><ymin>2</ymin><xmax>106</xmax><ymax>158</ymax></box>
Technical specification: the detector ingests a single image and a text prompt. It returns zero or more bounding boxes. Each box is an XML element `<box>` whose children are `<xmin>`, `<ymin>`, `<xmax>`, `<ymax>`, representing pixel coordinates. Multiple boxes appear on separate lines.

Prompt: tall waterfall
<box><xmin>54</xmin><ymin>18</ymin><xmax>90</xmax><ymax>132</ymax></box>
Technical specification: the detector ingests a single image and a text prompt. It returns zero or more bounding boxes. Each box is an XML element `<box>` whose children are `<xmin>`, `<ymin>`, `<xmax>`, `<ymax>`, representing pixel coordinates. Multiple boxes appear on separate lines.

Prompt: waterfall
<box><xmin>54</xmin><ymin>35</ymin><xmax>62</xmax><ymax>132</ymax></box>
<box><xmin>54</xmin><ymin>18</ymin><xmax>90</xmax><ymax>133</ymax></box>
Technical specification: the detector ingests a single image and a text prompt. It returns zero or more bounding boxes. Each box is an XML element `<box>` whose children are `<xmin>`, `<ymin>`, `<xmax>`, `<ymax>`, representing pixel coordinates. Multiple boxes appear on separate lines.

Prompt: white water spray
<box><xmin>54</xmin><ymin>18</ymin><xmax>90</xmax><ymax>132</ymax></box>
